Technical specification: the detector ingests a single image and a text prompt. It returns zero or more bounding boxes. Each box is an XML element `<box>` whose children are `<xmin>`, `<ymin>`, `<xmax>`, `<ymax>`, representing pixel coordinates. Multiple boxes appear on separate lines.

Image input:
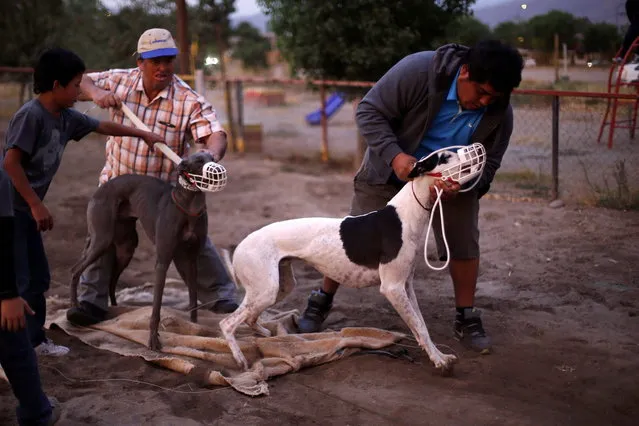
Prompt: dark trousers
<box><xmin>13</xmin><ymin>210</ymin><xmax>50</xmax><ymax>347</ymax></box>
<box><xmin>0</xmin><ymin>327</ymin><xmax>52</xmax><ymax>425</ymax></box>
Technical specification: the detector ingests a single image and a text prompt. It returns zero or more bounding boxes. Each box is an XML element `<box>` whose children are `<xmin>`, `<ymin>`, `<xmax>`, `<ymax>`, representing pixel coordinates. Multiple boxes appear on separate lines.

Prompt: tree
<box><xmin>584</xmin><ymin>23</ymin><xmax>621</xmax><ymax>57</ymax></box>
<box><xmin>0</xmin><ymin>0</ymin><xmax>66</xmax><ymax>68</ymax></box>
<box><xmin>444</xmin><ymin>15</ymin><xmax>492</xmax><ymax>47</ymax></box>
<box><xmin>231</xmin><ymin>22</ymin><xmax>271</xmax><ymax>71</ymax></box>
<box><xmin>493</xmin><ymin>21</ymin><xmax>531</xmax><ymax>49</ymax></box>
<box><xmin>257</xmin><ymin>0</ymin><xmax>476</xmax><ymax>85</ymax></box>
<box><xmin>527</xmin><ymin>10</ymin><xmax>579</xmax><ymax>52</ymax></box>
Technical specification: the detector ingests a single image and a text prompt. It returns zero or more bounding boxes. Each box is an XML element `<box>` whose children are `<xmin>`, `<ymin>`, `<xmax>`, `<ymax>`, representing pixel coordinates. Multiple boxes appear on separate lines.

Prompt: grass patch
<box><xmin>581</xmin><ymin>159</ymin><xmax>639</xmax><ymax>210</ymax></box>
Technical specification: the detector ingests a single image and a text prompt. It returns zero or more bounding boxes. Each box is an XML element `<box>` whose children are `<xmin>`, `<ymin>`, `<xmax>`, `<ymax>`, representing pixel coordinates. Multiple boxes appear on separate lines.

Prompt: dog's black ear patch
<box><xmin>407</xmin><ymin>153</ymin><xmax>440</xmax><ymax>178</ymax></box>
<box><xmin>339</xmin><ymin>205</ymin><xmax>403</xmax><ymax>268</ymax></box>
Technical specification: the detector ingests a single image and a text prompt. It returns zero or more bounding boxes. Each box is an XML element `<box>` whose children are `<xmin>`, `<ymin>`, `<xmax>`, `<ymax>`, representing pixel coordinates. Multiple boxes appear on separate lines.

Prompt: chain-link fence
<box><xmin>1</xmin><ymin>67</ymin><xmax>637</xmax><ymax>207</ymax></box>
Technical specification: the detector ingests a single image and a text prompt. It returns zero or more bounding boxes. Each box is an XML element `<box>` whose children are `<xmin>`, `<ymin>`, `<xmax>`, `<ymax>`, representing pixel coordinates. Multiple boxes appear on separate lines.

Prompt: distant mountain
<box><xmin>230</xmin><ymin>13</ymin><xmax>270</xmax><ymax>33</ymax></box>
<box><xmin>473</xmin><ymin>0</ymin><xmax>626</xmax><ymax>28</ymax></box>
<box><xmin>231</xmin><ymin>0</ymin><xmax>628</xmax><ymax>35</ymax></box>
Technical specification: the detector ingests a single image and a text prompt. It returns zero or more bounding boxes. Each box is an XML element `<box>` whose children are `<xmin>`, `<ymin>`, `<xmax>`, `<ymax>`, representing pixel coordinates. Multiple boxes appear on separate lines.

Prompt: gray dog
<box><xmin>69</xmin><ymin>151</ymin><xmax>216</xmax><ymax>351</ymax></box>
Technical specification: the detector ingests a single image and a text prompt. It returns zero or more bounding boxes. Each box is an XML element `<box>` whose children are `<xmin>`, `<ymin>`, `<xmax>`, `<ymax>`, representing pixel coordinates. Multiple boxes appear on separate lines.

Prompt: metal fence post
<box><xmin>552</xmin><ymin>95</ymin><xmax>560</xmax><ymax>200</ymax></box>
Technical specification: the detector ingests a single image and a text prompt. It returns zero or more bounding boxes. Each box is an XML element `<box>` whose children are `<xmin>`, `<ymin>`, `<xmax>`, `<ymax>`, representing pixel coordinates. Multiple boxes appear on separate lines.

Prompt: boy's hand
<box><xmin>30</xmin><ymin>201</ymin><xmax>54</xmax><ymax>231</ymax></box>
<box><xmin>94</xmin><ymin>89</ymin><xmax>122</xmax><ymax>109</ymax></box>
<box><xmin>141</xmin><ymin>132</ymin><xmax>166</xmax><ymax>150</ymax></box>
<box><xmin>0</xmin><ymin>298</ymin><xmax>35</xmax><ymax>332</ymax></box>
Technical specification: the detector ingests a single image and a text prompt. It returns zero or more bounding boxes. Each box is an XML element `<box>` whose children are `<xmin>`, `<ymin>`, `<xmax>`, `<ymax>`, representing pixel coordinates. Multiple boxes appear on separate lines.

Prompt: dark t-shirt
<box><xmin>1</xmin><ymin>99</ymin><xmax>99</xmax><ymax>212</ymax></box>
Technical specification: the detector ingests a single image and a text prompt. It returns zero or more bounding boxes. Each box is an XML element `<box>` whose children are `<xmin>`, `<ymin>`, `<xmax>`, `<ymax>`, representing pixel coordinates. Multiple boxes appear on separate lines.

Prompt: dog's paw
<box><xmin>432</xmin><ymin>353</ymin><xmax>457</xmax><ymax>376</ymax></box>
<box><xmin>236</xmin><ymin>357</ymin><xmax>249</xmax><ymax>371</ymax></box>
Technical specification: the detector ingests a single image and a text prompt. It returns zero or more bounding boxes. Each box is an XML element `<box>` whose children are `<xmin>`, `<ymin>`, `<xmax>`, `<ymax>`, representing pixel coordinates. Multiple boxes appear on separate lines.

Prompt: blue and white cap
<box><xmin>137</xmin><ymin>28</ymin><xmax>179</xmax><ymax>59</ymax></box>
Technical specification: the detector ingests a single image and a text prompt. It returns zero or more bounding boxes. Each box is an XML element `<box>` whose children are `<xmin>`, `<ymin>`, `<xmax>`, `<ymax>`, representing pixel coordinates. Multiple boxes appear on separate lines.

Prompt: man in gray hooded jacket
<box><xmin>297</xmin><ymin>40</ymin><xmax>524</xmax><ymax>354</ymax></box>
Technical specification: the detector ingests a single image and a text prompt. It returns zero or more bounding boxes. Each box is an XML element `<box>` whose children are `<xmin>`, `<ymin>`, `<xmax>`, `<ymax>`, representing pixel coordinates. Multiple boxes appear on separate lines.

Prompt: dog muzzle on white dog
<box><xmin>420</xmin><ymin>143</ymin><xmax>487</xmax><ymax>271</ymax></box>
<box><xmin>423</xmin><ymin>143</ymin><xmax>487</xmax><ymax>190</ymax></box>
<box><xmin>179</xmin><ymin>162</ymin><xmax>228</xmax><ymax>192</ymax></box>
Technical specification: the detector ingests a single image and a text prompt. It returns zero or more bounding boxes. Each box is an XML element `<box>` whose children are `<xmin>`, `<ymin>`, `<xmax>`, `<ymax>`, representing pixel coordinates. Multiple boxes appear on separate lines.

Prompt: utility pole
<box><xmin>176</xmin><ymin>0</ymin><xmax>191</xmax><ymax>75</ymax></box>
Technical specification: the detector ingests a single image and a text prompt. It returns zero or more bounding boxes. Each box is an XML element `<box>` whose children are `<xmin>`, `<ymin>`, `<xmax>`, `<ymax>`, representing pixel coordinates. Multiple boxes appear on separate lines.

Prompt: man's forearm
<box><xmin>79</xmin><ymin>74</ymin><xmax>101</xmax><ymax>101</ymax></box>
<box><xmin>202</xmin><ymin>131</ymin><xmax>227</xmax><ymax>162</ymax></box>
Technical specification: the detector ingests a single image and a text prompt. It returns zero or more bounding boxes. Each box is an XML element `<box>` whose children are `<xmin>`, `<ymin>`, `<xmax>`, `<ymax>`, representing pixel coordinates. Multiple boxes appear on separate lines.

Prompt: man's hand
<box><xmin>30</xmin><ymin>201</ymin><xmax>53</xmax><ymax>231</ymax></box>
<box><xmin>0</xmin><ymin>298</ymin><xmax>35</xmax><ymax>332</ymax></box>
<box><xmin>429</xmin><ymin>179</ymin><xmax>461</xmax><ymax>203</ymax></box>
<box><xmin>391</xmin><ymin>152</ymin><xmax>418</xmax><ymax>182</ymax></box>
<box><xmin>93</xmin><ymin>89</ymin><xmax>122</xmax><ymax>109</ymax></box>
<box><xmin>140</xmin><ymin>131</ymin><xmax>166</xmax><ymax>150</ymax></box>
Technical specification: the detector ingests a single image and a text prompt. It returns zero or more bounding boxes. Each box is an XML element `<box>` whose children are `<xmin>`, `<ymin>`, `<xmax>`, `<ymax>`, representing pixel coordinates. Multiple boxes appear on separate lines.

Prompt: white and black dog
<box><xmin>220</xmin><ymin>151</ymin><xmax>460</xmax><ymax>374</ymax></box>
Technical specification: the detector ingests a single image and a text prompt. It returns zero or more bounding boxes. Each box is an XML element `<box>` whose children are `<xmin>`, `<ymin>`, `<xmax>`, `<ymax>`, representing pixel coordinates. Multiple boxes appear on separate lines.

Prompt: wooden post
<box><xmin>554</xmin><ymin>33</ymin><xmax>560</xmax><ymax>83</ymax></box>
<box><xmin>216</xmin><ymin>24</ymin><xmax>235</xmax><ymax>151</ymax></box>
<box><xmin>235</xmin><ymin>81</ymin><xmax>245</xmax><ymax>153</ymax></box>
<box><xmin>175</xmin><ymin>0</ymin><xmax>191</xmax><ymax>75</ymax></box>
<box><xmin>320</xmin><ymin>83</ymin><xmax>329</xmax><ymax>162</ymax></box>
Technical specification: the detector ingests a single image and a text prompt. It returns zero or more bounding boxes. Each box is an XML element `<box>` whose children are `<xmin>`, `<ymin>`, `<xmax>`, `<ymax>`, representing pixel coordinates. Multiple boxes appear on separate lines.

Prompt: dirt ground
<box><xmin>1</xmin><ymin>125</ymin><xmax>639</xmax><ymax>425</ymax></box>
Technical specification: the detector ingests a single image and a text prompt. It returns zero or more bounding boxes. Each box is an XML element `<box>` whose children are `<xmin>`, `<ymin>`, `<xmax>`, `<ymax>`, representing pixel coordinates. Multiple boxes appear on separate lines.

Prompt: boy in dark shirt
<box><xmin>1</xmin><ymin>47</ymin><xmax>166</xmax><ymax>356</ymax></box>
<box><xmin>1</xmin><ymin>168</ymin><xmax>61</xmax><ymax>425</ymax></box>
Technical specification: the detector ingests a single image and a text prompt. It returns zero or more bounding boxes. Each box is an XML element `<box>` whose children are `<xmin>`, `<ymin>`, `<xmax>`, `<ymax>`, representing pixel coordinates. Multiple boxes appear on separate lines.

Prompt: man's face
<box><xmin>456</xmin><ymin>64</ymin><xmax>502</xmax><ymax>110</ymax></box>
<box><xmin>138</xmin><ymin>55</ymin><xmax>176</xmax><ymax>92</ymax></box>
<box><xmin>53</xmin><ymin>74</ymin><xmax>82</xmax><ymax>108</ymax></box>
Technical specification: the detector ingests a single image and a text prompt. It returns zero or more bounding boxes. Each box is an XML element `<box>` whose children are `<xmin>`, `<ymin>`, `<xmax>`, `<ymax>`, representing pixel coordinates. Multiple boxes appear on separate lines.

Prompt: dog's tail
<box><xmin>220</xmin><ymin>248</ymin><xmax>239</xmax><ymax>289</ymax></box>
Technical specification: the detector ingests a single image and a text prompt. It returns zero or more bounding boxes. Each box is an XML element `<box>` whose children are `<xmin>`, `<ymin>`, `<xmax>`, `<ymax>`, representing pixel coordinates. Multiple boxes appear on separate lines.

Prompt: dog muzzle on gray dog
<box><xmin>179</xmin><ymin>162</ymin><xmax>228</xmax><ymax>193</ymax></box>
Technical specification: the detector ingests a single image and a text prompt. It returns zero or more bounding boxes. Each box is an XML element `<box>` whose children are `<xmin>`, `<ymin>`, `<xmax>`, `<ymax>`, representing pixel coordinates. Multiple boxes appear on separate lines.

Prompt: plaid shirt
<box><xmin>86</xmin><ymin>68</ymin><xmax>224</xmax><ymax>185</ymax></box>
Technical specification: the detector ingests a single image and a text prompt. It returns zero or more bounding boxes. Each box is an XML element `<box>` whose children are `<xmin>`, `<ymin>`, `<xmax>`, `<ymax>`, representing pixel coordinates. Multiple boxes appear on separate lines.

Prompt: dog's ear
<box><xmin>407</xmin><ymin>154</ymin><xmax>440</xmax><ymax>178</ymax></box>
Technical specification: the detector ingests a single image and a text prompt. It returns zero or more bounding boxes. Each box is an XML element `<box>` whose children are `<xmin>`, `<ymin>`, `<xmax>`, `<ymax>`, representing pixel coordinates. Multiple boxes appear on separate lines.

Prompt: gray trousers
<box><xmin>78</xmin><ymin>235</ymin><xmax>237</xmax><ymax>311</ymax></box>
<box><xmin>350</xmin><ymin>179</ymin><xmax>480</xmax><ymax>259</ymax></box>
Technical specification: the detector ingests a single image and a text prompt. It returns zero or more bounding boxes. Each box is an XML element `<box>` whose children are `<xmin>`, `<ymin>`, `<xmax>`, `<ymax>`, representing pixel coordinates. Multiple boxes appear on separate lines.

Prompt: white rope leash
<box><xmin>423</xmin><ymin>186</ymin><xmax>450</xmax><ymax>271</ymax></box>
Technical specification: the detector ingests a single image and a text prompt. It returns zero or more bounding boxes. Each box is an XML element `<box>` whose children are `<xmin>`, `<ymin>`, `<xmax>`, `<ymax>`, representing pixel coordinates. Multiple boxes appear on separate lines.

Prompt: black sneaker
<box><xmin>211</xmin><ymin>299</ymin><xmax>239</xmax><ymax>314</ymax></box>
<box><xmin>297</xmin><ymin>289</ymin><xmax>333</xmax><ymax>333</ymax></box>
<box><xmin>66</xmin><ymin>301</ymin><xmax>107</xmax><ymax>326</ymax></box>
<box><xmin>454</xmin><ymin>308</ymin><xmax>491</xmax><ymax>354</ymax></box>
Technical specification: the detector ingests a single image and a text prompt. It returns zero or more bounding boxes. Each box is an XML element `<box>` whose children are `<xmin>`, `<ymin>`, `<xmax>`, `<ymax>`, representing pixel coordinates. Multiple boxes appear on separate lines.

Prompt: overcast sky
<box><xmin>101</xmin><ymin>0</ymin><xmax>512</xmax><ymax>17</ymax></box>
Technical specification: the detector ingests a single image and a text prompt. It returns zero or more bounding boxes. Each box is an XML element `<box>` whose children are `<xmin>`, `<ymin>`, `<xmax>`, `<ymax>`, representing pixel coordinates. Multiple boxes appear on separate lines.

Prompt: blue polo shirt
<box><xmin>412</xmin><ymin>69</ymin><xmax>485</xmax><ymax>161</ymax></box>
<box><xmin>389</xmin><ymin>69</ymin><xmax>486</xmax><ymax>186</ymax></box>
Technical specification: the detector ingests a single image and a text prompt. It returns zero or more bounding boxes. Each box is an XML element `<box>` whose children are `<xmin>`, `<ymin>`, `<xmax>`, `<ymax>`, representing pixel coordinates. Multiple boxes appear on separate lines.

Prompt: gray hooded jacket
<box><xmin>354</xmin><ymin>43</ymin><xmax>514</xmax><ymax>196</ymax></box>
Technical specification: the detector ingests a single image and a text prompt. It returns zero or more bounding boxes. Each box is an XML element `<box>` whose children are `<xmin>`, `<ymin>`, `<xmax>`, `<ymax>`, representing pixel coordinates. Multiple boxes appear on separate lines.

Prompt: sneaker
<box><xmin>47</xmin><ymin>396</ymin><xmax>61</xmax><ymax>425</ymax></box>
<box><xmin>35</xmin><ymin>339</ymin><xmax>69</xmax><ymax>357</ymax></box>
<box><xmin>454</xmin><ymin>308</ymin><xmax>492</xmax><ymax>354</ymax></box>
<box><xmin>297</xmin><ymin>289</ymin><xmax>333</xmax><ymax>333</ymax></box>
<box><xmin>211</xmin><ymin>299</ymin><xmax>239</xmax><ymax>314</ymax></box>
<box><xmin>66</xmin><ymin>301</ymin><xmax>107</xmax><ymax>326</ymax></box>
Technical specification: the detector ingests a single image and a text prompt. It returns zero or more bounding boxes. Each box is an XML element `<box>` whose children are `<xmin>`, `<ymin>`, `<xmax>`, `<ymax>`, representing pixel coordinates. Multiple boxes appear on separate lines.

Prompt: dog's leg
<box><xmin>219</xmin><ymin>248</ymin><xmax>282</xmax><ymax>370</ymax></box>
<box><xmin>173</xmin><ymin>249</ymin><xmax>200</xmax><ymax>323</ymax></box>
<box><xmin>109</xmin><ymin>218</ymin><xmax>139</xmax><ymax>306</ymax></box>
<box><xmin>379</xmin><ymin>265</ymin><xmax>456</xmax><ymax>372</ymax></box>
<box><xmin>70</xmin><ymin>200</ymin><xmax>118</xmax><ymax>307</ymax></box>
<box><xmin>70</xmin><ymin>236</ymin><xmax>91</xmax><ymax>308</ymax></box>
<box><xmin>148</xmin><ymin>231</ymin><xmax>178</xmax><ymax>351</ymax></box>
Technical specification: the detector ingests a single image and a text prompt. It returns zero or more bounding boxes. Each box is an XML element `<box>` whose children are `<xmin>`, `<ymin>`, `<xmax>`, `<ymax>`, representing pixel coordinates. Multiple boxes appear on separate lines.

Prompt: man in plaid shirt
<box><xmin>66</xmin><ymin>28</ymin><xmax>238</xmax><ymax>326</ymax></box>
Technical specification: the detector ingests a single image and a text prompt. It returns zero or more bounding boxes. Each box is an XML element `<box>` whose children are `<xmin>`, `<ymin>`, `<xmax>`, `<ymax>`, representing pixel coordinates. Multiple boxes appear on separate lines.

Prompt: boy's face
<box><xmin>456</xmin><ymin>64</ymin><xmax>503</xmax><ymax>110</ymax></box>
<box><xmin>53</xmin><ymin>74</ymin><xmax>82</xmax><ymax>108</ymax></box>
<box><xmin>137</xmin><ymin>56</ymin><xmax>176</xmax><ymax>93</ymax></box>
